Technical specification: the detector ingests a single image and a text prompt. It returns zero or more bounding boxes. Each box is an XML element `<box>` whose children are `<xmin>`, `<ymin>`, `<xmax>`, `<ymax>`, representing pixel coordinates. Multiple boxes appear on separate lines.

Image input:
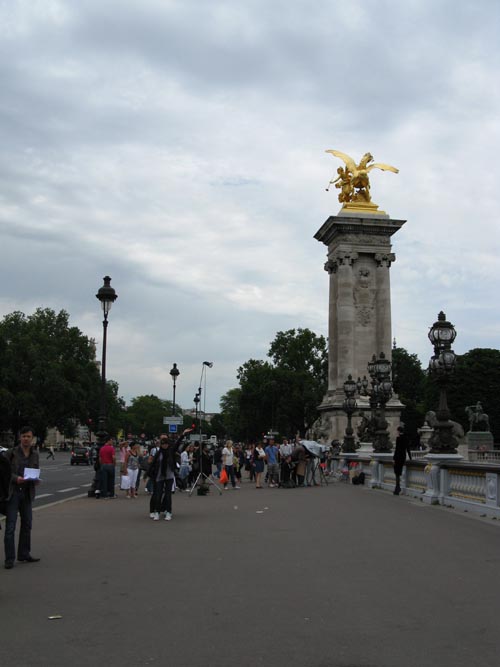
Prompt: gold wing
<box><xmin>366</xmin><ymin>162</ymin><xmax>399</xmax><ymax>173</ymax></box>
<box><xmin>325</xmin><ymin>150</ymin><xmax>357</xmax><ymax>173</ymax></box>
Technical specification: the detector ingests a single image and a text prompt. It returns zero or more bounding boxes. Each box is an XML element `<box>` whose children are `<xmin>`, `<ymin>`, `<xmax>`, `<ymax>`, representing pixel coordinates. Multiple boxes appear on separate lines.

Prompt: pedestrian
<box><xmin>124</xmin><ymin>441</ymin><xmax>140</xmax><ymax>498</ymax></box>
<box><xmin>213</xmin><ymin>445</ymin><xmax>223</xmax><ymax>478</ymax></box>
<box><xmin>234</xmin><ymin>444</ymin><xmax>244</xmax><ymax>484</ymax></box>
<box><xmin>252</xmin><ymin>442</ymin><xmax>267</xmax><ymax>488</ymax></box>
<box><xmin>4</xmin><ymin>426</ymin><xmax>41</xmax><ymax>570</ymax></box>
<box><xmin>149</xmin><ymin>428</ymin><xmax>193</xmax><ymax>521</ymax></box>
<box><xmin>393</xmin><ymin>426</ymin><xmax>412</xmax><ymax>495</ymax></box>
<box><xmin>99</xmin><ymin>436</ymin><xmax>116</xmax><ymax>498</ymax></box>
<box><xmin>221</xmin><ymin>440</ymin><xmax>239</xmax><ymax>490</ymax></box>
<box><xmin>46</xmin><ymin>445</ymin><xmax>55</xmax><ymax>460</ymax></box>
<box><xmin>265</xmin><ymin>438</ymin><xmax>280</xmax><ymax>487</ymax></box>
<box><xmin>291</xmin><ymin>444</ymin><xmax>306</xmax><ymax>487</ymax></box>
<box><xmin>179</xmin><ymin>447</ymin><xmax>191</xmax><ymax>490</ymax></box>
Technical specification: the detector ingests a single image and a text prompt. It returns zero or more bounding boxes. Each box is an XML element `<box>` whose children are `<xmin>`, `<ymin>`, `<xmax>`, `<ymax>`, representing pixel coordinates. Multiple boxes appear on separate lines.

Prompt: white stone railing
<box><xmin>468</xmin><ymin>450</ymin><xmax>500</xmax><ymax>463</ymax></box>
<box><xmin>333</xmin><ymin>454</ymin><xmax>500</xmax><ymax>519</ymax></box>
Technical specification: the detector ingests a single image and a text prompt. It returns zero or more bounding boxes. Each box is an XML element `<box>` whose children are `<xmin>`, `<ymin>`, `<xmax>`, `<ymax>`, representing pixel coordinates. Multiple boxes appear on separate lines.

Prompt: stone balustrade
<box><xmin>332</xmin><ymin>455</ymin><xmax>500</xmax><ymax>519</ymax></box>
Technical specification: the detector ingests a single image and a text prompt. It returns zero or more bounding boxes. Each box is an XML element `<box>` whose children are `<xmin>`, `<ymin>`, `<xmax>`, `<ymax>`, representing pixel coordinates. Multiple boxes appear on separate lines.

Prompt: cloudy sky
<box><xmin>1</xmin><ymin>0</ymin><xmax>499</xmax><ymax>413</ymax></box>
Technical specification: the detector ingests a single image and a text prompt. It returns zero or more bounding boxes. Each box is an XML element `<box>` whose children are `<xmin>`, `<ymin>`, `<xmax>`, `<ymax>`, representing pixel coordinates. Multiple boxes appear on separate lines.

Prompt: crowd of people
<box><xmin>2</xmin><ymin>425</ymin><xmax>413</xmax><ymax>566</ymax></box>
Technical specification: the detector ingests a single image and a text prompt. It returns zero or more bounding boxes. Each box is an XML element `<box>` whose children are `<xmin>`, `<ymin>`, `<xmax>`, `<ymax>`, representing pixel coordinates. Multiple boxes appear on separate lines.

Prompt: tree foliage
<box><xmin>392</xmin><ymin>347</ymin><xmax>427</xmax><ymax>443</ymax></box>
<box><xmin>123</xmin><ymin>394</ymin><xmax>174</xmax><ymax>438</ymax></box>
<box><xmin>442</xmin><ymin>348</ymin><xmax>500</xmax><ymax>442</ymax></box>
<box><xmin>0</xmin><ymin>308</ymin><xmax>105</xmax><ymax>439</ymax></box>
<box><xmin>220</xmin><ymin>328</ymin><xmax>328</xmax><ymax>441</ymax></box>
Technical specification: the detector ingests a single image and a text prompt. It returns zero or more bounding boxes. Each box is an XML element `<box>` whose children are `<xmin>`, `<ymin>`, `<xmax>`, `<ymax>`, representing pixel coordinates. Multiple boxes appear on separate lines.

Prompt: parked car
<box><xmin>71</xmin><ymin>446</ymin><xmax>91</xmax><ymax>466</ymax></box>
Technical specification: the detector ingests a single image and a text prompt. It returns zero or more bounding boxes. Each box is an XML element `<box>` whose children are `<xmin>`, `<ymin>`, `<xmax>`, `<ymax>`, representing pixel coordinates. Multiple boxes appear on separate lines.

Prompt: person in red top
<box><xmin>99</xmin><ymin>437</ymin><xmax>116</xmax><ymax>498</ymax></box>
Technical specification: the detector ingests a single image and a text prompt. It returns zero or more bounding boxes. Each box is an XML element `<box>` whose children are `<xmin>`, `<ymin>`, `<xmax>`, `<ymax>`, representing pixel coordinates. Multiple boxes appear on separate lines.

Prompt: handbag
<box><xmin>120</xmin><ymin>474</ymin><xmax>131</xmax><ymax>490</ymax></box>
<box><xmin>219</xmin><ymin>468</ymin><xmax>228</xmax><ymax>484</ymax></box>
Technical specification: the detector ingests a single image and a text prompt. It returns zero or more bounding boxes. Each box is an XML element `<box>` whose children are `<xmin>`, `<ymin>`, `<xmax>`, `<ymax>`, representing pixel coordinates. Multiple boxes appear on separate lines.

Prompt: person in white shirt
<box><xmin>221</xmin><ymin>440</ymin><xmax>239</xmax><ymax>490</ymax></box>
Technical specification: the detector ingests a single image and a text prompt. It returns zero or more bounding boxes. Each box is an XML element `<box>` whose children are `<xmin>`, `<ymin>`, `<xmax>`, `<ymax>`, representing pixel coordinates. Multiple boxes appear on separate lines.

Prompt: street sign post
<box><xmin>169</xmin><ymin>424</ymin><xmax>178</xmax><ymax>433</ymax></box>
<box><xmin>163</xmin><ymin>416</ymin><xmax>183</xmax><ymax>426</ymax></box>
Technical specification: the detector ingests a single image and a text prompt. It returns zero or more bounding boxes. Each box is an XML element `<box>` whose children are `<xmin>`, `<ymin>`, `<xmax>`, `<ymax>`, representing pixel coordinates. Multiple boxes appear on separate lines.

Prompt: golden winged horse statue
<box><xmin>325</xmin><ymin>150</ymin><xmax>398</xmax><ymax>214</ymax></box>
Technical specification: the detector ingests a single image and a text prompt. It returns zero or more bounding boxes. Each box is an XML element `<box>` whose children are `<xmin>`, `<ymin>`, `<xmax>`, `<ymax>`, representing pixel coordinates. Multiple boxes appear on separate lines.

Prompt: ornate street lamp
<box><xmin>428</xmin><ymin>311</ymin><xmax>458</xmax><ymax>454</ymax></box>
<box><xmin>95</xmin><ymin>276</ymin><xmax>117</xmax><ymax>445</ymax></box>
<box><xmin>359</xmin><ymin>352</ymin><xmax>393</xmax><ymax>452</ymax></box>
<box><xmin>170</xmin><ymin>363</ymin><xmax>180</xmax><ymax>416</ymax></box>
<box><xmin>342</xmin><ymin>374</ymin><xmax>357</xmax><ymax>453</ymax></box>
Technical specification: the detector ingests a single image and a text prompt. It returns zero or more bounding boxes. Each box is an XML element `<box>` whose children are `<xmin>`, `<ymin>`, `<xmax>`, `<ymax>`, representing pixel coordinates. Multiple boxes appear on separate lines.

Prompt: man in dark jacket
<box><xmin>393</xmin><ymin>426</ymin><xmax>412</xmax><ymax>495</ymax></box>
<box><xmin>4</xmin><ymin>426</ymin><xmax>40</xmax><ymax>569</ymax></box>
<box><xmin>149</xmin><ymin>428</ymin><xmax>193</xmax><ymax>521</ymax></box>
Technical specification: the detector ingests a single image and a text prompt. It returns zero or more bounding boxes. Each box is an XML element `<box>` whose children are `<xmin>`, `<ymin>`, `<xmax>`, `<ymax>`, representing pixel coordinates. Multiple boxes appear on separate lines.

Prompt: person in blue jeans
<box><xmin>4</xmin><ymin>426</ymin><xmax>41</xmax><ymax>569</ymax></box>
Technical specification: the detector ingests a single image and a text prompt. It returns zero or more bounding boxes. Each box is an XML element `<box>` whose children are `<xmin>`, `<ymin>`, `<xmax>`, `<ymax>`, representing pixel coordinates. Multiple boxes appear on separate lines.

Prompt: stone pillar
<box><xmin>314</xmin><ymin>213</ymin><xmax>406</xmax><ymax>443</ymax></box>
<box><xmin>374</xmin><ymin>253</ymin><xmax>395</xmax><ymax>358</ymax></box>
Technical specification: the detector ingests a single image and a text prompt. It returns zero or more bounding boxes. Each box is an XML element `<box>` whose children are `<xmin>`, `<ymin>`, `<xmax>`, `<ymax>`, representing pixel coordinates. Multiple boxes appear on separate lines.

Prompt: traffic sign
<box><xmin>168</xmin><ymin>424</ymin><xmax>178</xmax><ymax>433</ymax></box>
<box><xmin>163</xmin><ymin>415</ymin><xmax>183</xmax><ymax>425</ymax></box>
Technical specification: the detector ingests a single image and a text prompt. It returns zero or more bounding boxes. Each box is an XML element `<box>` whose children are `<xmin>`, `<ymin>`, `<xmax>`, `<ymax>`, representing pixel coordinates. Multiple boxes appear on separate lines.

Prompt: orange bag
<box><xmin>219</xmin><ymin>468</ymin><xmax>228</xmax><ymax>484</ymax></box>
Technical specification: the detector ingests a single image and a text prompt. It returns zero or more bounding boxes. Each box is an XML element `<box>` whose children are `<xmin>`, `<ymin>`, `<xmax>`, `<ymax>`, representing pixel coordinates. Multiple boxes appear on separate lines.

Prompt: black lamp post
<box><xmin>170</xmin><ymin>363</ymin><xmax>180</xmax><ymax>415</ymax></box>
<box><xmin>342</xmin><ymin>374</ymin><xmax>357</xmax><ymax>453</ymax></box>
<box><xmin>95</xmin><ymin>276</ymin><xmax>117</xmax><ymax>445</ymax></box>
<box><xmin>193</xmin><ymin>391</ymin><xmax>201</xmax><ymax>426</ymax></box>
<box><xmin>358</xmin><ymin>352</ymin><xmax>393</xmax><ymax>452</ymax></box>
<box><xmin>428</xmin><ymin>311</ymin><xmax>458</xmax><ymax>454</ymax></box>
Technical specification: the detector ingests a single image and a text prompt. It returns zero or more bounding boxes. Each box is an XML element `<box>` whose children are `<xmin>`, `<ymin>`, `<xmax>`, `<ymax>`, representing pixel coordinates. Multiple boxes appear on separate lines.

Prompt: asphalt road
<box><xmin>34</xmin><ymin>451</ymin><xmax>96</xmax><ymax>507</ymax></box>
<box><xmin>1</xmin><ymin>476</ymin><xmax>500</xmax><ymax>667</ymax></box>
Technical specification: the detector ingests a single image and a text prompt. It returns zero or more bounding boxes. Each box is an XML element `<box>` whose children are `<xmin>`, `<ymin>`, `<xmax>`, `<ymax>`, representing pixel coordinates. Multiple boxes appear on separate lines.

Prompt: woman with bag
<box><xmin>123</xmin><ymin>442</ymin><xmax>140</xmax><ymax>498</ymax></box>
<box><xmin>252</xmin><ymin>442</ymin><xmax>267</xmax><ymax>489</ymax></box>
<box><xmin>221</xmin><ymin>440</ymin><xmax>239</xmax><ymax>490</ymax></box>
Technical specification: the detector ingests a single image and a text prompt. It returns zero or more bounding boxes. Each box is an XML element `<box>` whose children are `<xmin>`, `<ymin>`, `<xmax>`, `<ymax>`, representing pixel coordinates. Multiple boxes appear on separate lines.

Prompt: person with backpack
<box><xmin>3</xmin><ymin>426</ymin><xmax>40</xmax><ymax>570</ymax></box>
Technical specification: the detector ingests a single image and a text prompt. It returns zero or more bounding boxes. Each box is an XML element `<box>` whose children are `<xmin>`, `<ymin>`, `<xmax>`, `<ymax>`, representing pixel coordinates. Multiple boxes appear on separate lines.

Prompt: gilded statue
<box><xmin>325</xmin><ymin>150</ymin><xmax>398</xmax><ymax>210</ymax></box>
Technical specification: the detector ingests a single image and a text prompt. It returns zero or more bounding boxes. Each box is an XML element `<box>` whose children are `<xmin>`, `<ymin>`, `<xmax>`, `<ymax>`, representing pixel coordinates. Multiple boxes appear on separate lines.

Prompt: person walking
<box><xmin>393</xmin><ymin>426</ymin><xmax>412</xmax><ymax>495</ymax></box>
<box><xmin>46</xmin><ymin>445</ymin><xmax>55</xmax><ymax>460</ymax></box>
<box><xmin>221</xmin><ymin>440</ymin><xmax>239</xmax><ymax>490</ymax></box>
<box><xmin>4</xmin><ymin>426</ymin><xmax>41</xmax><ymax>570</ymax></box>
<box><xmin>99</xmin><ymin>437</ymin><xmax>116</xmax><ymax>498</ymax></box>
<box><xmin>124</xmin><ymin>442</ymin><xmax>140</xmax><ymax>498</ymax></box>
<box><xmin>252</xmin><ymin>442</ymin><xmax>267</xmax><ymax>489</ymax></box>
<box><xmin>265</xmin><ymin>438</ymin><xmax>279</xmax><ymax>487</ymax></box>
<box><xmin>149</xmin><ymin>428</ymin><xmax>193</xmax><ymax>521</ymax></box>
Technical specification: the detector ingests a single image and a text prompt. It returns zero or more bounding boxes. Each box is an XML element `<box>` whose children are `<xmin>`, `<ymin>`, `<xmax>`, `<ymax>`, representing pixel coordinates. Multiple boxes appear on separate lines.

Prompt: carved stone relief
<box><xmin>353</xmin><ymin>264</ymin><xmax>376</xmax><ymax>327</ymax></box>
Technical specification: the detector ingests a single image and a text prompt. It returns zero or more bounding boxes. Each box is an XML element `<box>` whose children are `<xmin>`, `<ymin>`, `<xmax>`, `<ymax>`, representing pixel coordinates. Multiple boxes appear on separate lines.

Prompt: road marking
<box><xmin>36</xmin><ymin>493</ymin><xmax>54</xmax><ymax>499</ymax></box>
<box><xmin>80</xmin><ymin>483</ymin><xmax>91</xmax><ymax>487</ymax></box>
<box><xmin>57</xmin><ymin>487</ymin><xmax>79</xmax><ymax>493</ymax></box>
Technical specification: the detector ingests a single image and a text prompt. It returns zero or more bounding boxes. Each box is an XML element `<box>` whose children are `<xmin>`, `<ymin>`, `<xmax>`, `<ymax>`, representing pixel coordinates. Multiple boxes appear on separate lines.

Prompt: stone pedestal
<box><xmin>417</xmin><ymin>423</ymin><xmax>433</xmax><ymax>450</ymax></box>
<box><xmin>423</xmin><ymin>453</ymin><xmax>463</xmax><ymax>505</ymax></box>
<box><xmin>466</xmin><ymin>431</ymin><xmax>494</xmax><ymax>450</ymax></box>
<box><xmin>314</xmin><ymin>212</ymin><xmax>405</xmax><ymax>443</ymax></box>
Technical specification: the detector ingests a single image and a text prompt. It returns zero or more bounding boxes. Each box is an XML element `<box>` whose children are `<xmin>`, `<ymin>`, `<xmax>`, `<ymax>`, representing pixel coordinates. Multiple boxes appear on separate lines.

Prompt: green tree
<box><xmin>219</xmin><ymin>328</ymin><xmax>328</xmax><ymax>441</ymax></box>
<box><xmin>0</xmin><ymin>308</ymin><xmax>103</xmax><ymax>439</ymax></box>
<box><xmin>442</xmin><ymin>348</ymin><xmax>500</xmax><ymax>443</ymax></box>
<box><xmin>124</xmin><ymin>394</ymin><xmax>173</xmax><ymax>438</ymax></box>
<box><xmin>392</xmin><ymin>347</ymin><xmax>427</xmax><ymax>444</ymax></box>
<box><xmin>269</xmin><ymin>329</ymin><xmax>328</xmax><ymax>436</ymax></box>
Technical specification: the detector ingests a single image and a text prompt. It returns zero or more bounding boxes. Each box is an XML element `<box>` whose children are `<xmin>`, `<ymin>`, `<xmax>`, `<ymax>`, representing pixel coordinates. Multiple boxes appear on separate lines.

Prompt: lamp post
<box><xmin>170</xmin><ymin>363</ymin><xmax>180</xmax><ymax>416</ymax></box>
<box><xmin>95</xmin><ymin>276</ymin><xmax>117</xmax><ymax>445</ymax></box>
<box><xmin>342</xmin><ymin>374</ymin><xmax>357</xmax><ymax>453</ymax></box>
<box><xmin>358</xmin><ymin>352</ymin><xmax>393</xmax><ymax>452</ymax></box>
<box><xmin>427</xmin><ymin>311</ymin><xmax>458</xmax><ymax>454</ymax></box>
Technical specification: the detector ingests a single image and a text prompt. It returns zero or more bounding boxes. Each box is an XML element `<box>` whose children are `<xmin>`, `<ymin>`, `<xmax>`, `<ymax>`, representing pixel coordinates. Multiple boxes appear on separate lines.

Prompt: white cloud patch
<box><xmin>1</xmin><ymin>0</ymin><xmax>499</xmax><ymax>411</ymax></box>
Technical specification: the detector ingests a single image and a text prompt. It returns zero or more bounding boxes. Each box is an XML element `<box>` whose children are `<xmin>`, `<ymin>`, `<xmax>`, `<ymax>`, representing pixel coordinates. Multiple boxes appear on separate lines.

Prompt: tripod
<box><xmin>188</xmin><ymin>361</ymin><xmax>222</xmax><ymax>496</ymax></box>
<box><xmin>306</xmin><ymin>456</ymin><xmax>329</xmax><ymax>486</ymax></box>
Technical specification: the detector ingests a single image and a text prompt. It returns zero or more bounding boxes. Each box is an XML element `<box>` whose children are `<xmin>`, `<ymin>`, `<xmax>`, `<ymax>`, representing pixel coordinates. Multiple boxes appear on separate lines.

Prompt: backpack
<box><xmin>0</xmin><ymin>450</ymin><xmax>13</xmax><ymax>515</ymax></box>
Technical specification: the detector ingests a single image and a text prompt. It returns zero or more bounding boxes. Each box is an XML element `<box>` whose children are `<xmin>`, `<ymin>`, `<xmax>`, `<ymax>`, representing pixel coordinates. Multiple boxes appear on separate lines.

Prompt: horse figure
<box><xmin>465</xmin><ymin>402</ymin><xmax>490</xmax><ymax>432</ymax></box>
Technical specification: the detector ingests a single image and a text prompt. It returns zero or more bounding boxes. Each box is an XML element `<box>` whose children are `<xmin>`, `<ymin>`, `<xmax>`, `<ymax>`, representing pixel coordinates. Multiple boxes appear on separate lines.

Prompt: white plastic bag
<box><xmin>120</xmin><ymin>474</ymin><xmax>131</xmax><ymax>490</ymax></box>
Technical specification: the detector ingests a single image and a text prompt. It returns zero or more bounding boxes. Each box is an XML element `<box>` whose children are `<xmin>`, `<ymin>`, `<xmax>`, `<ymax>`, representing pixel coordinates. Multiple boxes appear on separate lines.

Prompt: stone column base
<box><xmin>423</xmin><ymin>453</ymin><xmax>463</xmax><ymax>505</ymax></box>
